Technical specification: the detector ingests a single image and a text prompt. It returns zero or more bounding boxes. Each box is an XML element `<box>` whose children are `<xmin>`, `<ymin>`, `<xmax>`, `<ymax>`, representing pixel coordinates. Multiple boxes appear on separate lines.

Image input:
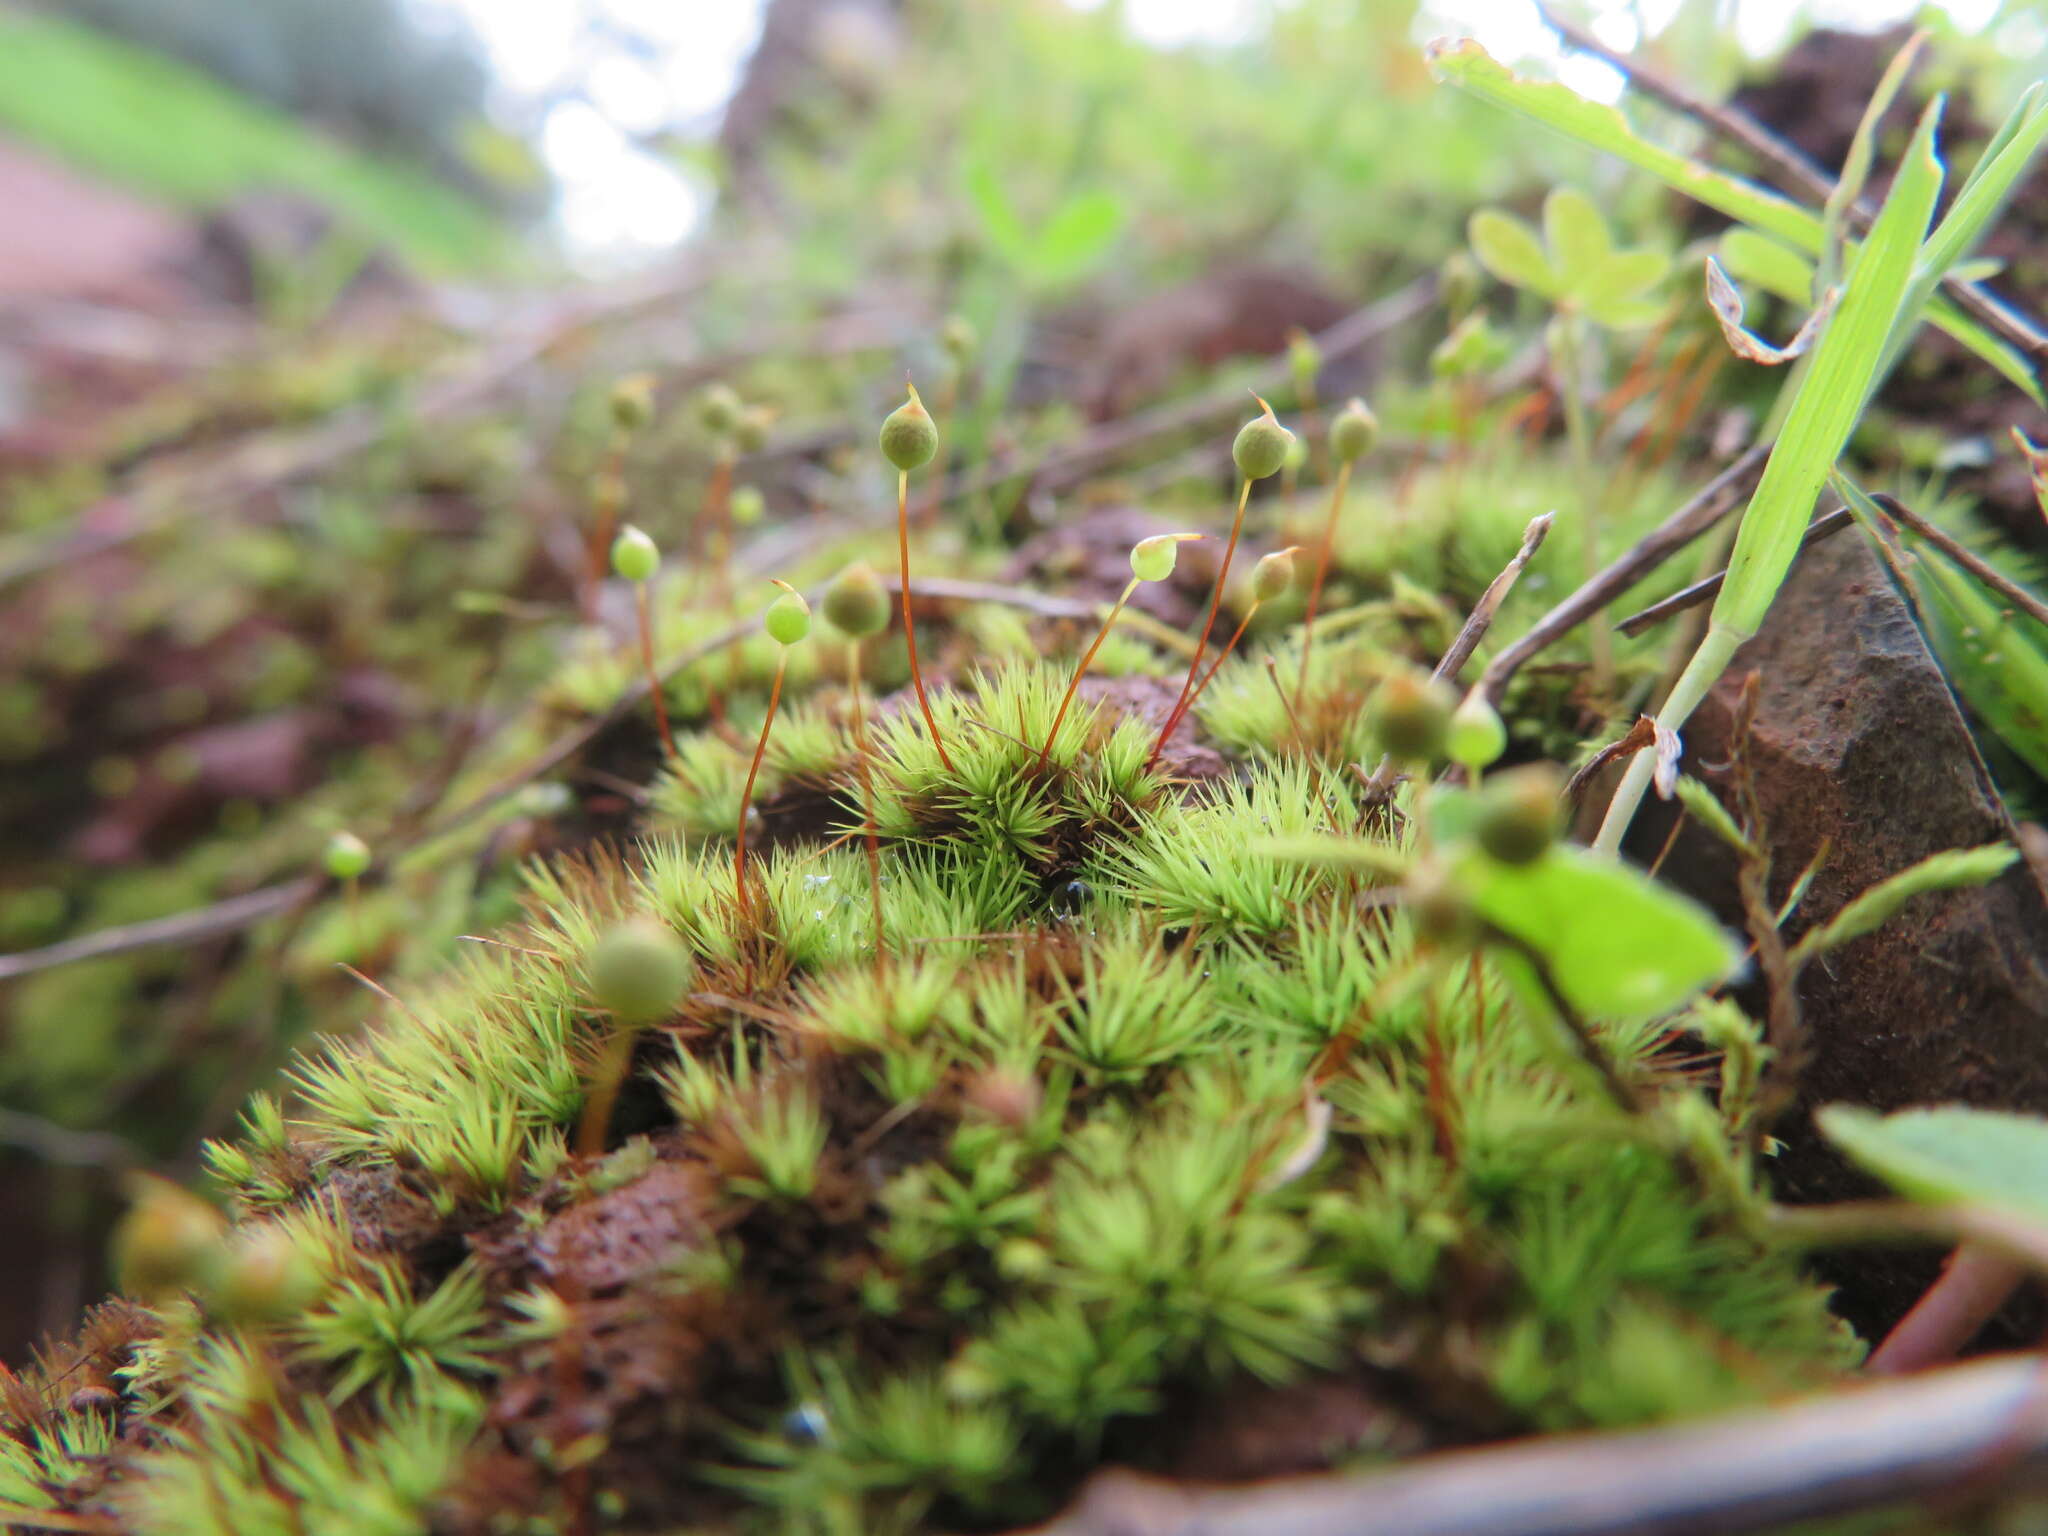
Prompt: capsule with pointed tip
<box><xmin>823</xmin><ymin>561</ymin><xmax>890</xmax><ymax>639</ymax></box>
<box><xmin>765</xmin><ymin>586</ymin><xmax>812</xmax><ymax>646</ymax></box>
<box><xmin>1330</xmin><ymin>397</ymin><xmax>1379</xmax><ymax>464</ymax></box>
<box><xmin>1252</xmin><ymin>546</ymin><xmax>1300</xmax><ymax>602</ymax></box>
<box><xmin>113</xmin><ymin>1174</ymin><xmax>225</xmax><ymax>1301</ymax></box>
<box><xmin>610</xmin><ymin>524</ymin><xmax>660</xmax><ymax>583</ymax></box>
<box><xmin>730</xmin><ymin>484</ymin><xmax>766</xmax><ymax>527</ymax></box>
<box><xmin>1130</xmin><ymin>533</ymin><xmax>1195</xmax><ymax>583</ymax></box>
<box><xmin>1232</xmin><ymin>398</ymin><xmax>1294</xmax><ymax>481</ymax></box>
<box><xmin>880</xmin><ymin>386</ymin><xmax>938</xmax><ymax>471</ymax></box>
<box><xmin>1287</xmin><ymin>328</ymin><xmax>1321</xmax><ymax>391</ymax></box>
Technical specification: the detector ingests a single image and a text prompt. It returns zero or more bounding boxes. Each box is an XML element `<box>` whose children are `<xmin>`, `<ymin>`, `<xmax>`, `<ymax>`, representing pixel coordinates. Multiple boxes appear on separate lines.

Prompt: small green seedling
<box><xmin>1152</xmin><ymin>397</ymin><xmax>1294</xmax><ymax>764</ymax></box>
<box><xmin>611</xmin><ymin>524</ymin><xmax>676</xmax><ymax>761</ymax></box>
<box><xmin>825</xmin><ymin>561</ymin><xmax>893</xmax><ymax>973</ymax></box>
<box><xmin>1297</xmin><ymin>396</ymin><xmax>1378</xmax><ymax>702</ymax></box>
<box><xmin>1185</xmin><ymin>546</ymin><xmax>1302</xmax><ymax>715</ymax></box>
<box><xmin>1470</xmin><ymin>187</ymin><xmax>1671</xmax><ymax>685</ymax></box>
<box><xmin>736</xmin><ymin>582</ymin><xmax>812</xmax><ymax>924</ymax></box>
<box><xmin>882</xmin><ymin>382</ymin><xmax>954</xmax><ymax>771</ymax></box>
<box><xmin>1040</xmin><ymin>533</ymin><xmax>1202</xmax><ymax>766</ymax></box>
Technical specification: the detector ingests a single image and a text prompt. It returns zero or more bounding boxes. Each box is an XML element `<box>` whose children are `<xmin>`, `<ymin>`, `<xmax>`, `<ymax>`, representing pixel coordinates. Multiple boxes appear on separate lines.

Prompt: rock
<box><xmin>1625</xmin><ymin>531</ymin><xmax>2048</xmax><ymax>1340</ymax></box>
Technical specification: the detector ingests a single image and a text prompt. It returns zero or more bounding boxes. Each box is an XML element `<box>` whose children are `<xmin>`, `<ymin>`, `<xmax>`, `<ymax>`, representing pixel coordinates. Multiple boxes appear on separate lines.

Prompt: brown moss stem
<box><xmin>1295</xmin><ymin>457</ymin><xmax>1353</xmax><ymax>705</ymax></box>
<box><xmin>1040</xmin><ymin>577</ymin><xmax>1139</xmax><ymax>766</ymax></box>
<box><xmin>733</xmin><ymin>650</ymin><xmax>788</xmax><ymax>926</ymax></box>
<box><xmin>635</xmin><ymin>583</ymin><xmax>676</xmax><ymax>762</ymax></box>
<box><xmin>1151</xmin><ymin>475</ymin><xmax>1253</xmax><ymax>765</ymax></box>
<box><xmin>897</xmin><ymin>467</ymin><xmax>955</xmax><ymax>771</ymax></box>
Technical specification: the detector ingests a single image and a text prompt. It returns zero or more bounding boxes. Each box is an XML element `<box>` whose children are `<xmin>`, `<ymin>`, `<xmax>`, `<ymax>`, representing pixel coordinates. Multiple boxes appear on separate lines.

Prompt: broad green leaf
<box><xmin>1543</xmin><ymin>186</ymin><xmax>1611</xmax><ymax>286</ymax></box>
<box><xmin>1031</xmin><ymin>190</ymin><xmax>1124</xmax><ymax>286</ymax></box>
<box><xmin>963</xmin><ymin>159</ymin><xmax>1034</xmax><ymax>271</ymax></box>
<box><xmin>1429</xmin><ymin>39</ymin><xmax>2039</xmax><ymax>401</ymax></box>
<box><xmin>1468</xmin><ymin>209</ymin><xmax>1559</xmax><ymax>298</ymax></box>
<box><xmin>1713</xmin><ymin>100</ymin><xmax>1944</xmax><ymax>639</ymax></box>
<box><xmin>1820</xmin><ymin>1105</ymin><xmax>2048</xmax><ymax>1226</ymax></box>
<box><xmin>1453</xmin><ymin>843</ymin><xmax>1740</xmax><ymax>1020</ymax></box>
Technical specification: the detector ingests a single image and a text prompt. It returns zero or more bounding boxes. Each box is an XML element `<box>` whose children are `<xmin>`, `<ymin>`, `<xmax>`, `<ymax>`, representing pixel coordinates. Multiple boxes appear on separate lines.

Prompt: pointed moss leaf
<box><xmin>1454</xmin><ymin>844</ymin><xmax>1740</xmax><ymax>1019</ymax></box>
<box><xmin>1820</xmin><ymin>1105</ymin><xmax>2048</xmax><ymax>1226</ymax></box>
<box><xmin>1712</xmin><ymin>101</ymin><xmax>1944</xmax><ymax>640</ymax></box>
<box><xmin>1672</xmin><ymin>776</ymin><xmax>1754</xmax><ymax>858</ymax></box>
<box><xmin>1790</xmin><ymin>844</ymin><xmax>2018</xmax><ymax>967</ymax></box>
<box><xmin>1468</xmin><ymin>209</ymin><xmax>1558</xmax><ymax>299</ymax></box>
<box><xmin>1543</xmin><ymin>186</ymin><xmax>1611</xmax><ymax>287</ymax></box>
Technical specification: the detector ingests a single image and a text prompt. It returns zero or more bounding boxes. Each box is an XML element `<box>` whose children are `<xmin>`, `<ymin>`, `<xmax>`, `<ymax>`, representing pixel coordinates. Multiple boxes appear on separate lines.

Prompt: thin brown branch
<box><xmin>1478</xmin><ymin>444</ymin><xmax>1768</xmax><ymax>706</ymax></box>
<box><xmin>1616</xmin><ymin>504</ymin><xmax>1855</xmax><ymax>637</ymax></box>
<box><xmin>1873</xmin><ymin>492</ymin><xmax>2048</xmax><ymax>631</ymax></box>
<box><xmin>1023</xmin><ymin>1352</ymin><xmax>2048</xmax><ymax>1536</ymax></box>
<box><xmin>1535</xmin><ymin>3</ymin><xmax>2048</xmax><ymax>365</ymax></box>
<box><xmin>1433</xmin><ymin>511</ymin><xmax>1553</xmax><ymax>685</ymax></box>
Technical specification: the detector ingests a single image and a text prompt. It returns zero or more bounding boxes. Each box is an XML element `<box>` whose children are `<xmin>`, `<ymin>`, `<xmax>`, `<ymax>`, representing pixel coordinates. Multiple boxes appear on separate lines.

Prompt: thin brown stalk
<box><xmin>1152</xmin><ymin>477</ymin><xmax>1253</xmax><ymax>764</ymax></box>
<box><xmin>847</xmin><ymin>643</ymin><xmax>886</xmax><ymax>981</ymax></box>
<box><xmin>634</xmin><ymin>583</ymin><xmax>677</xmax><ymax>760</ymax></box>
<box><xmin>1041</xmin><ymin>578</ymin><xmax>1140</xmax><ymax>765</ymax></box>
<box><xmin>897</xmin><ymin>468</ymin><xmax>955</xmax><ymax>771</ymax></box>
<box><xmin>733</xmin><ymin>651</ymin><xmax>788</xmax><ymax>925</ymax></box>
<box><xmin>1873</xmin><ymin>492</ymin><xmax>2048</xmax><ymax>630</ymax></box>
<box><xmin>1616</xmin><ymin>506</ymin><xmax>1855</xmax><ymax>637</ymax></box>
<box><xmin>1295</xmin><ymin>459</ymin><xmax>1355</xmax><ymax>703</ymax></box>
<box><xmin>1183</xmin><ymin>602</ymin><xmax>1263</xmax><ymax>715</ymax></box>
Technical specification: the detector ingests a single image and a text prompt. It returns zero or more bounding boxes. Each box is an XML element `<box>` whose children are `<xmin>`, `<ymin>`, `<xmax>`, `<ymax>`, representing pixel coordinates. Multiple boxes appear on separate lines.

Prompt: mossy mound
<box><xmin>2</xmin><ymin>625</ymin><xmax>1867</xmax><ymax>1533</ymax></box>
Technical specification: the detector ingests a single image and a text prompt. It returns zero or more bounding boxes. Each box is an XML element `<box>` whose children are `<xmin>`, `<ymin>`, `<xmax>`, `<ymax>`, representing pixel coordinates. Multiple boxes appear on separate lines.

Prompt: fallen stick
<box><xmin>1615</xmin><ymin>504</ymin><xmax>1855</xmax><ymax>636</ymax></box>
<box><xmin>1024</xmin><ymin>1352</ymin><xmax>2048</xmax><ymax>1536</ymax></box>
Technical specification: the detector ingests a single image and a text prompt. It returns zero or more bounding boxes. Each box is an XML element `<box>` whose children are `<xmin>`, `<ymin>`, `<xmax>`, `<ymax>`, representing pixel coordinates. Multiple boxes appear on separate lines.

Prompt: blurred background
<box><xmin>1</xmin><ymin>0</ymin><xmax>2043</xmax><ymax>1363</ymax></box>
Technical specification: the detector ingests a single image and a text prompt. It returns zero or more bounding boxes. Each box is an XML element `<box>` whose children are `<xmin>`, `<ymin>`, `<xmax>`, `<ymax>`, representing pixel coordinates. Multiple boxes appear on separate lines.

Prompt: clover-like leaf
<box><xmin>1543</xmin><ymin>186</ymin><xmax>1613</xmax><ymax>288</ymax></box>
<box><xmin>1468</xmin><ymin>209</ymin><xmax>1560</xmax><ymax>299</ymax></box>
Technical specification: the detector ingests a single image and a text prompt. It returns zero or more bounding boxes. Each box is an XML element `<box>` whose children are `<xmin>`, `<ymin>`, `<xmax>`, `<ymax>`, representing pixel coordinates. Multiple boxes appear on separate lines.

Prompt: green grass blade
<box><xmin>1713</xmin><ymin>100</ymin><xmax>1944</xmax><ymax>638</ymax></box>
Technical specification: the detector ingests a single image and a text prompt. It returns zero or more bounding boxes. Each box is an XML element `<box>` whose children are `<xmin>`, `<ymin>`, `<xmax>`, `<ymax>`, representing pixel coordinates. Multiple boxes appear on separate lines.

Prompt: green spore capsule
<box><xmin>880</xmin><ymin>385</ymin><xmax>939</xmax><ymax>471</ymax></box>
<box><xmin>765</xmin><ymin>585</ymin><xmax>812</xmax><ymax>646</ymax></box>
<box><xmin>731</xmin><ymin>484</ymin><xmax>766</xmax><ymax>527</ymax></box>
<box><xmin>608</xmin><ymin>373</ymin><xmax>655</xmax><ymax>433</ymax></box>
<box><xmin>1330</xmin><ymin>397</ymin><xmax>1380</xmax><ymax>464</ymax></box>
<box><xmin>205</xmin><ymin>1225</ymin><xmax>323</xmax><ymax>1324</ymax></box>
<box><xmin>587</xmin><ymin>918</ymin><xmax>694</xmax><ymax>1023</ymax></box>
<box><xmin>1447</xmin><ymin>688</ymin><xmax>1507</xmax><ymax>772</ymax></box>
<box><xmin>610</xmin><ymin>524</ymin><xmax>660</xmax><ymax>583</ymax></box>
<box><xmin>697</xmin><ymin>382</ymin><xmax>741</xmax><ymax>436</ymax></box>
<box><xmin>323</xmin><ymin>830</ymin><xmax>371</xmax><ymax>881</ymax></box>
<box><xmin>1476</xmin><ymin>764</ymin><xmax>1562</xmax><ymax>865</ymax></box>
<box><xmin>1368</xmin><ymin>672</ymin><xmax>1456</xmax><ymax>762</ymax></box>
<box><xmin>1287</xmin><ymin>327</ymin><xmax>1321</xmax><ymax>390</ymax></box>
<box><xmin>1252</xmin><ymin>546</ymin><xmax>1300</xmax><ymax>602</ymax></box>
<box><xmin>113</xmin><ymin>1174</ymin><xmax>225</xmax><ymax>1301</ymax></box>
<box><xmin>823</xmin><ymin>561</ymin><xmax>890</xmax><ymax>638</ymax></box>
<box><xmin>1232</xmin><ymin>396</ymin><xmax>1294</xmax><ymax>481</ymax></box>
<box><xmin>1130</xmin><ymin>533</ymin><xmax>1197</xmax><ymax>583</ymax></box>
<box><xmin>734</xmin><ymin>405</ymin><xmax>774</xmax><ymax>456</ymax></box>
<box><xmin>942</xmin><ymin>314</ymin><xmax>977</xmax><ymax>364</ymax></box>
